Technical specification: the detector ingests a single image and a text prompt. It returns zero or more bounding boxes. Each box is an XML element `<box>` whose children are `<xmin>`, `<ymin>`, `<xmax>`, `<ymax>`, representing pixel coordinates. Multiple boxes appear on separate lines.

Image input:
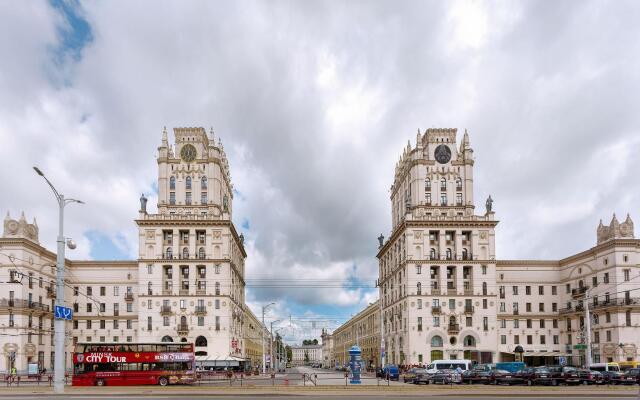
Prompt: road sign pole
<box><xmin>54</xmin><ymin>195</ymin><xmax>65</xmax><ymax>393</ymax></box>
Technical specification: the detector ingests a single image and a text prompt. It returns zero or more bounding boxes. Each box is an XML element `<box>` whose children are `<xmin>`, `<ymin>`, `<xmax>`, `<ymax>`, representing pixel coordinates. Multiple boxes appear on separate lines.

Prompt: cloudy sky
<box><xmin>1</xmin><ymin>0</ymin><xmax>639</xmax><ymax>343</ymax></box>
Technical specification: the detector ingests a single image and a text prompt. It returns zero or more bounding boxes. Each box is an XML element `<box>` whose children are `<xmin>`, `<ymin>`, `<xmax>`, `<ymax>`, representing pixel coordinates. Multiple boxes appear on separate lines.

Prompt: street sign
<box><xmin>573</xmin><ymin>344</ymin><xmax>587</xmax><ymax>350</ymax></box>
<box><xmin>559</xmin><ymin>356</ymin><xmax>567</xmax><ymax>366</ymax></box>
<box><xmin>54</xmin><ymin>305</ymin><xmax>73</xmax><ymax>321</ymax></box>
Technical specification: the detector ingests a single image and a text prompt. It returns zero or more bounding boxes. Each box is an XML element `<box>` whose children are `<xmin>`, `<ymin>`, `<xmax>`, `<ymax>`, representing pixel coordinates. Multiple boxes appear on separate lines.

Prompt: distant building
<box><xmin>320</xmin><ymin>328</ymin><xmax>334</xmax><ymax>368</ymax></box>
<box><xmin>290</xmin><ymin>344</ymin><xmax>323</xmax><ymax>366</ymax></box>
<box><xmin>331</xmin><ymin>301</ymin><xmax>380</xmax><ymax>369</ymax></box>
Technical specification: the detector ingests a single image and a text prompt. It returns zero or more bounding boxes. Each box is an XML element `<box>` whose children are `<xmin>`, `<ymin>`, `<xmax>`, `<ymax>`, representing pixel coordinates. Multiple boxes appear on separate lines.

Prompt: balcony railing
<box><xmin>195</xmin><ymin>306</ymin><xmax>207</xmax><ymax>315</ymax></box>
<box><xmin>448</xmin><ymin>324</ymin><xmax>460</xmax><ymax>334</ymax></box>
<box><xmin>464</xmin><ymin>306</ymin><xmax>474</xmax><ymax>314</ymax></box>
<box><xmin>162</xmin><ymin>289</ymin><xmax>173</xmax><ymax>296</ymax></box>
<box><xmin>196</xmin><ymin>289</ymin><xmax>207</xmax><ymax>295</ymax></box>
<box><xmin>160</xmin><ymin>306</ymin><xmax>172</xmax><ymax>316</ymax></box>
<box><xmin>177</xmin><ymin>324</ymin><xmax>189</xmax><ymax>335</ymax></box>
<box><xmin>513</xmin><ymin>310</ymin><xmax>519</xmax><ymax>315</ymax></box>
<box><xmin>571</xmin><ymin>286</ymin><xmax>588</xmax><ymax>298</ymax></box>
<box><xmin>0</xmin><ymin>298</ymin><xmax>50</xmax><ymax>312</ymax></box>
<box><xmin>179</xmin><ymin>289</ymin><xmax>190</xmax><ymax>296</ymax></box>
<box><xmin>46</xmin><ymin>287</ymin><xmax>56</xmax><ymax>299</ymax></box>
<box><xmin>124</xmin><ymin>293</ymin><xmax>134</xmax><ymax>302</ymax></box>
<box><xmin>431</xmin><ymin>288</ymin><xmax>441</xmax><ymax>295</ymax></box>
<box><xmin>431</xmin><ymin>306</ymin><xmax>441</xmax><ymax>314</ymax></box>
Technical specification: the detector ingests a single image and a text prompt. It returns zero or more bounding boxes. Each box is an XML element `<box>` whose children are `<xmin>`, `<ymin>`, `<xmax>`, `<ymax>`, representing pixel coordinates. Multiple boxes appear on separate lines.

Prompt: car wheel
<box><xmin>552</xmin><ymin>379</ymin><xmax>558</xmax><ymax>386</ymax></box>
<box><xmin>96</xmin><ymin>379</ymin><xmax>105</xmax><ymax>386</ymax></box>
<box><xmin>428</xmin><ymin>379</ymin><xmax>433</xmax><ymax>385</ymax></box>
<box><xmin>527</xmin><ymin>379</ymin><xmax>532</xmax><ymax>386</ymax></box>
<box><xmin>158</xmin><ymin>376</ymin><xmax>169</xmax><ymax>386</ymax></box>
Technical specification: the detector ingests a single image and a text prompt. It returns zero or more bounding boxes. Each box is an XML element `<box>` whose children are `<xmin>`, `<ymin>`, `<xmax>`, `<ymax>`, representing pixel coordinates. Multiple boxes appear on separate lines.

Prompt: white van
<box><xmin>589</xmin><ymin>362</ymin><xmax>620</xmax><ymax>372</ymax></box>
<box><xmin>425</xmin><ymin>359</ymin><xmax>473</xmax><ymax>373</ymax></box>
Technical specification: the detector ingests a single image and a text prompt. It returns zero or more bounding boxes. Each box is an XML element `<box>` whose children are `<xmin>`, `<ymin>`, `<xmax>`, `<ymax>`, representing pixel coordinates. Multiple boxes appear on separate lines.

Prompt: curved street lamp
<box><xmin>33</xmin><ymin>167</ymin><xmax>83</xmax><ymax>394</ymax></box>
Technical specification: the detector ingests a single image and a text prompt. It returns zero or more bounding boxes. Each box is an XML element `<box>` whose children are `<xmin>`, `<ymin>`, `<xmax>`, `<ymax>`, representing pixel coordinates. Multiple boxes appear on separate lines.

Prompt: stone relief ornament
<box><xmin>480</xmin><ymin>231</ymin><xmax>488</xmax><ymax>240</ymax></box>
<box><xmin>414</xmin><ymin>231</ymin><xmax>423</xmax><ymax>240</ymax></box>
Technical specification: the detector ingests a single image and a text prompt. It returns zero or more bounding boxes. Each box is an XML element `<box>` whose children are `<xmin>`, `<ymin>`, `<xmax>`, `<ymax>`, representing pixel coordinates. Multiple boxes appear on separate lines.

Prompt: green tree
<box><xmin>312</xmin><ymin>339</ymin><xmax>318</xmax><ymax>345</ymax></box>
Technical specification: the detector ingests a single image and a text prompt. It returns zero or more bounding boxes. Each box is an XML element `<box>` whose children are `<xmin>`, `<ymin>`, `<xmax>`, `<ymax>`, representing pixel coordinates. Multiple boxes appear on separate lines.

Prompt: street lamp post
<box><xmin>261</xmin><ymin>302</ymin><xmax>275</xmax><ymax>374</ymax></box>
<box><xmin>33</xmin><ymin>167</ymin><xmax>83</xmax><ymax>394</ymax></box>
<box><xmin>269</xmin><ymin>319</ymin><xmax>282</xmax><ymax>373</ymax></box>
<box><xmin>274</xmin><ymin>328</ymin><xmax>284</xmax><ymax>372</ymax></box>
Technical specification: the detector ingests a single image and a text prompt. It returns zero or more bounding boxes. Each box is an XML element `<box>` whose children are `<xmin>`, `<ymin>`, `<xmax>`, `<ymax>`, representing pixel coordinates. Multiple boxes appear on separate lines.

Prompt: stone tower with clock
<box><xmin>136</xmin><ymin>127</ymin><xmax>247</xmax><ymax>365</ymax></box>
<box><xmin>377</xmin><ymin>128</ymin><xmax>498</xmax><ymax>366</ymax></box>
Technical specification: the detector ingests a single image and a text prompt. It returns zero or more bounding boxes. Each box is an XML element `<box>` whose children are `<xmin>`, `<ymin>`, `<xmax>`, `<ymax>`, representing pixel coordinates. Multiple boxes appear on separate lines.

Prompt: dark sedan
<box><xmin>461</xmin><ymin>368</ymin><xmax>492</xmax><ymax>384</ymax></box>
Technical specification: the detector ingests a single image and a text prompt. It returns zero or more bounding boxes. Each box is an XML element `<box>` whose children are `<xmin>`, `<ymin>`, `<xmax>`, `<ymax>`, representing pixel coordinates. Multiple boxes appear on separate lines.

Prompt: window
<box><xmin>417</xmin><ymin>317</ymin><xmax>423</xmax><ymax>331</ymax></box>
<box><xmin>449</xmin><ymin>299</ymin><xmax>455</xmax><ymax>310</ymax></box>
<box><xmin>425</xmin><ymin>192</ymin><xmax>431</xmax><ymax>204</ymax></box>
<box><xmin>201</xmin><ymin>176</ymin><xmax>207</xmax><ymax>190</ymax></box>
<box><xmin>456</xmin><ymin>178</ymin><xmax>462</xmax><ymax>190</ymax></box>
<box><xmin>500</xmin><ymin>335</ymin><xmax>507</xmax><ymax>345</ymax></box>
<box><xmin>526</xmin><ymin>319</ymin><xmax>532</xmax><ymax>329</ymax></box>
<box><xmin>525</xmin><ymin>286</ymin><xmax>531</xmax><ymax>295</ymax></box>
<box><xmin>527</xmin><ymin>335</ymin><xmax>533</xmax><ymax>345</ymax></box>
<box><xmin>466</xmin><ymin>316</ymin><xmax>472</xmax><ymax>327</ymax></box>
<box><xmin>416</xmin><ymin>282</ymin><xmax>422</xmax><ymax>295</ymax></box>
<box><xmin>552</xmin><ymin>303</ymin><xmax>557</xmax><ymax>312</ymax></box>
<box><xmin>513</xmin><ymin>286</ymin><xmax>518</xmax><ymax>295</ymax></box>
<box><xmin>87</xmin><ymin>286</ymin><xmax>93</xmax><ymax>296</ymax></box>
<box><xmin>113</xmin><ymin>286</ymin><xmax>119</xmax><ymax>296</ymax></box>
<box><xmin>215</xmin><ymin>316</ymin><xmax>220</xmax><ymax>331</ymax></box>
<box><xmin>86</xmin><ymin>303</ymin><xmax>92</xmax><ymax>312</ymax></box>
<box><xmin>538</xmin><ymin>286</ymin><xmax>544</xmax><ymax>295</ymax></box>
<box><xmin>592</xmin><ymin>276</ymin><xmax>598</xmax><ymax>287</ymax></box>
<box><xmin>433</xmin><ymin>316</ymin><xmax>440</xmax><ymax>327</ymax></box>
<box><xmin>500</xmin><ymin>319</ymin><xmax>506</xmax><ymax>328</ymax></box>
<box><xmin>163</xmin><ymin>317</ymin><xmax>169</xmax><ymax>326</ymax></box>
<box><xmin>604</xmin><ymin>273</ymin><xmax>609</xmax><ymax>284</ymax></box>
<box><xmin>198</xmin><ymin>317</ymin><xmax>205</xmax><ymax>326</ymax></box>
<box><xmin>73</xmin><ymin>303</ymin><xmax>79</xmax><ymax>312</ymax></box>
<box><xmin>73</xmin><ymin>286</ymin><xmax>79</xmax><ymax>296</ymax></box>
<box><xmin>201</xmin><ymin>193</ymin><xmax>208</xmax><ymax>204</ymax></box>
<box><xmin>551</xmin><ymin>286</ymin><xmax>557</xmax><ymax>295</ymax></box>
<box><xmin>483</xmin><ymin>317</ymin><xmax>488</xmax><ymax>331</ymax></box>
<box><xmin>482</xmin><ymin>282</ymin><xmax>487</xmax><ymax>296</ymax></box>
<box><xmin>113</xmin><ymin>320</ymin><xmax>119</xmax><ymax>329</ymax></box>
<box><xmin>186</xmin><ymin>176</ymin><xmax>192</xmax><ymax>190</ymax></box>
<box><xmin>539</xmin><ymin>303</ymin><xmax>544</xmax><ymax>312</ymax></box>
<box><xmin>127</xmin><ymin>320</ymin><xmax>132</xmax><ymax>329</ymax></box>
<box><xmin>624</xmin><ymin>269</ymin><xmax>630</xmax><ymax>281</ymax></box>
<box><xmin>540</xmin><ymin>319</ymin><xmax>545</xmax><ymax>328</ymax></box>
<box><xmin>180</xmin><ymin>299</ymin><xmax>186</xmax><ymax>310</ymax></box>
<box><xmin>185</xmin><ymin>192</ymin><xmax>192</xmax><ymax>205</ymax></box>
<box><xmin>526</xmin><ymin>303</ymin><xmax>531</xmax><ymax>312</ymax></box>
<box><xmin>540</xmin><ymin>335</ymin><xmax>546</xmax><ymax>345</ymax></box>
<box><xmin>425</xmin><ymin>178</ymin><xmax>431</xmax><ymax>191</ymax></box>
<box><xmin>552</xmin><ymin>319</ymin><xmax>558</xmax><ymax>328</ymax></box>
<box><xmin>514</xmin><ymin>335</ymin><xmax>520</xmax><ymax>345</ymax></box>
<box><xmin>626</xmin><ymin>310</ymin><xmax>632</xmax><ymax>326</ymax></box>
<box><xmin>606</xmin><ymin>330</ymin><xmax>611</xmax><ymax>342</ymax></box>
<box><xmin>416</xmin><ymin>265</ymin><xmax>422</xmax><ymax>274</ymax></box>
<box><xmin>500</xmin><ymin>302</ymin><xmax>505</xmax><ymax>312</ymax></box>
<box><xmin>431</xmin><ymin>335</ymin><xmax>443</xmax><ymax>347</ymax></box>
<box><xmin>417</xmin><ymin>299</ymin><xmax>422</xmax><ymax>309</ymax></box>
<box><xmin>482</xmin><ymin>265</ymin><xmax>487</xmax><ymax>275</ymax></box>
<box><xmin>483</xmin><ymin>299</ymin><xmax>487</xmax><ymax>309</ymax></box>
<box><xmin>170</xmin><ymin>176</ymin><xmax>176</xmax><ymax>190</ymax></box>
<box><xmin>440</xmin><ymin>193</ymin><xmax>447</xmax><ymax>206</ymax></box>
<box><xmin>565</xmin><ymin>284</ymin><xmax>570</xmax><ymax>294</ymax></box>
<box><xmin>147</xmin><ymin>299</ymin><xmax>152</xmax><ymax>309</ymax></box>
<box><xmin>100</xmin><ymin>320</ymin><xmax>106</xmax><ymax>329</ymax></box>
<box><xmin>456</xmin><ymin>193</ymin><xmax>462</xmax><ymax>206</ymax></box>
<box><xmin>169</xmin><ymin>192</ymin><xmax>176</xmax><ymax>205</ymax></box>
<box><xmin>86</xmin><ymin>320</ymin><xmax>92</xmax><ymax>329</ymax></box>
<box><xmin>147</xmin><ymin>317</ymin><xmax>152</xmax><ymax>331</ymax></box>
<box><xmin>606</xmin><ymin>312</ymin><xmax>611</xmax><ymax>323</ymax></box>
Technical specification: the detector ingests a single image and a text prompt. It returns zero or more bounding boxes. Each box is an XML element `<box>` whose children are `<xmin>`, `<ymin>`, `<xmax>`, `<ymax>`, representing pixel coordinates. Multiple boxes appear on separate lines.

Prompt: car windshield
<box><xmin>535</xmin><ymin>367</ymin><xmax>550</xmax><ymax>372</ymax></box>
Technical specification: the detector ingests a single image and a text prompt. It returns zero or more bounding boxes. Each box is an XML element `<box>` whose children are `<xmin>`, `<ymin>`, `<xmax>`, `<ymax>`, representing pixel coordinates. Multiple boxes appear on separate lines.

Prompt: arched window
<box><xmin>201</xmin><ymin>176</ymin><xmax>207</xmax><ymax>190</ymax></box>
<box><xmin>449</xmin><ymin>316</ymin><xmax>457</xmax><ymax>326</ymax></box>
<box><xmin>182</xmin><ymin>247</ymin><xmax>189</xmax><ymax>259</ymax></box>
<box><xmin>456</xmin><ymin>178</ymin><xmax>462</xmax><ymax>190</ymax></box>
<box><xmin>446</xmin><ymin>248</ymin><xmax>452</xmax><ymax>260</ymax></box>
<box><xmin>417</xmin><ymin>282</ymin><xmax>422</xmax><ymax>295</ymax></box>
<box><xmin>462</xmin><ymin>248</ymin><xmax>468</xmax><ymax>260</ymax></box>
<box><xmin>425</xmin><ymin>179</ymin><xmax>431</xmax><ymax>190</ymax></box>
<box><xmin>195</xmin><ymin>336</ymin><xmax>208</xmax><ymax>347</ymax></box>
<box><xmin>161</xmin><ymin>335</ymin><xmax>173</xmax><ymax>342</ymax></box>
<box><xmin>198</xmin><ymin>247</ymin><xmax>205</xmax><ymax>259</ymax></box>
<box><xmin>463</xmin><ymin>335</ymin><xmax>476</xmax><ymax>347</ymax></box>
<box><xmin>170</xmin><ymin>176</ymin><xmax>176</xmax><ymax>190</ymax></box>
<box><xmin>431</xmin><ymin>335</ymin><xmax>443</xmax><ymax>347</ymax></box>
<box><xmin>186</xmin><ymin>176</ymin><xmax>192</xmax><ymax>190</ymax></box>
<box><xmin>181</xmin><ymin>338</ymin><xmax>188</xmax><ymax>343</ymax></box>
<box><xmin>180</xmin><ymin>316</ymin><xmax>187</xmax><ymax>326</ymax></box>
<box><xmin>440</xmin><ymin>178</ymin><xmax>446</xmax><ymax>190</ymax></box>
<box><xmin>430</xmin><ymin>248</ymin><xmax>436</xmax><ymax>260</ymax></box>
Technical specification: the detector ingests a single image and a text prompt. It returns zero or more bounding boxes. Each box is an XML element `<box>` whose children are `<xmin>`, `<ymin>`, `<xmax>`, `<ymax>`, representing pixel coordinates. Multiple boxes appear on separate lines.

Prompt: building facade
<box><xmin>364</xmin><ymin>127</ymin><xmax>638</xmax><ymax>368</ymax></box>
<box><xmin>331</xmin><ymin>301</ymin><xmax>380</xmax><ymax>369</ymax></box>
<box><xmin>320</xmin><ymin>328</ymin><xmax>334</xmax><ymax>368</ymax></box>
<box><xmin>290</xmin><ymin>344</ymin><xmax>323</xmax><ymax>366</ymax></box>
<box><xmin>0</xmin><ymin>127</ymin><xmax>263</xmax><ymax>373</ymax></box>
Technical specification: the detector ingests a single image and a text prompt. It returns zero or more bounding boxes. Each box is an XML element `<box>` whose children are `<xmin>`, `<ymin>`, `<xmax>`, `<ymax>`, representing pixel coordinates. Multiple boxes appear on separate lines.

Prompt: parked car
<box><xmin>546</xmin><ymin>365</ymin><xmax>581</xmax><ymax>385</ymax></box>
<box><xmin>493</xmin><ymin>369</ymin><xmax>522</xmax><ymax>385</ymax></box>
<box><xmin>379</xmin><ymin>365</ymin><xmax>400</xmax><ymax>381</ymax></box>
<box><xmin>402</xmin><ymin>368</ymin><xmax>425</xmax><ymax>383</ymax></box>
<box><xmin>427</xmin><ymin>369</ymin><xmax>462</xmax><ymax>384</ymax></box>
<box><xmin>576</xmin><ymin>369</ymin><xmax>601</xmax><ymax>385</ymax></box>
<box><xmin>413</xmin><ymin>369</ymin><xmax>433</xmax><ymax>385</ymax></box>
<box><xmin>600</xmin><ymin>370</ymin><xmax>624</xmax><ymax>385</ymax></box>
<box><xmin>516</xmin><ymin>366</ymin><xmax>553</xmax><ymax>386</ymax></box>
<box><xmin>623</xmin><ymin>368</ymin><xmax>640</xmax><ymax>384</ymax></box>
<box><xmin>461</xmin><ymin>368</ymin><xmax>492</xmax><ymax>384</ymax></box>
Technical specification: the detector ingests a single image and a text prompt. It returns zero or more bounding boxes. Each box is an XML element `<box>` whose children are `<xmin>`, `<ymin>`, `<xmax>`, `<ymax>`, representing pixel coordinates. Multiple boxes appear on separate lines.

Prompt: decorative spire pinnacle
<box><xmin>626</xmin><ymin>213</ymin><xmax>633</xmax><ymax>224</ymax></box>
<box><xmin>19</xmin><ymin>211</ymin><xmax>26</xmax><ymax>222</ymax></box>
<box><xmin>161</xmin><ymin>126</ymin><xmax>168</xmax><ymax>145</ymax></box>
<box><xmin>4</xmin><ymin>211</ymin><xmax>9</xmax><ymax>221</ymax></box>
<box><xmin>33</xmin><ymin>217</ymin><xmax>37</xmax><ymax>227</ymax></box>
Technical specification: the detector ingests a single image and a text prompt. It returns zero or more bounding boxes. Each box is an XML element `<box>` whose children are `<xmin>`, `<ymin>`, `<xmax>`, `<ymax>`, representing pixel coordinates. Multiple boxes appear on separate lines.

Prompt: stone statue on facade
<box><xmin>239</xmin><ymin>233</ymin><xmax>244</xmax><ymax>245</ymax></box>
<box><xmin>139</xmin><ymin>193</ymin><xmax>148</xmax><ymax>213</ymax></box>
<box><xmin>377</xmin><ymin>234</ymin><xmax>384</xmax><ymax>248</ymax></box>
<box><xmin>485</xmin><ymin>195</ymin><xmax>493</xmax><ymax>213</ymax></box>
<box><xmin>223</xmin><ymin>194</ymin><xmax>229</xmax><ymax>213</ymax></box>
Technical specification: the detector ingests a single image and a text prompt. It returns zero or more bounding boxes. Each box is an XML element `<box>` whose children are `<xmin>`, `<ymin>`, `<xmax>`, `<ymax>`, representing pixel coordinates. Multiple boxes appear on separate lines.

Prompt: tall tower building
<box><xmin>136</xmin><ymin>127</ymin><xmax>247</xmax><ymax>362</ymax></box>
<box><xmin>377</xmin><ymin>128</ymin><xmax>498</xmax><ymax>365</ymax></box>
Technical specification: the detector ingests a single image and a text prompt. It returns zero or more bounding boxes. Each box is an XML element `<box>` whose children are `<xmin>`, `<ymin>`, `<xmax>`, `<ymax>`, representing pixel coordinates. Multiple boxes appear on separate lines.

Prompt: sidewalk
<box><xmin>0</xmin><ymin>384</ymin><xmax>637</xmax><ymax>397</ymax></box>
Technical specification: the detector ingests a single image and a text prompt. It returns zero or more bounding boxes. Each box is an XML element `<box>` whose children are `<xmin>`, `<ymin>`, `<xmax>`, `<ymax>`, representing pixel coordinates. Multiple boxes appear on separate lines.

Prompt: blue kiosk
<box><xmin>348</xmin><ymin>345</ymin><xmax>362</xmax><ymax>384</ymax></box>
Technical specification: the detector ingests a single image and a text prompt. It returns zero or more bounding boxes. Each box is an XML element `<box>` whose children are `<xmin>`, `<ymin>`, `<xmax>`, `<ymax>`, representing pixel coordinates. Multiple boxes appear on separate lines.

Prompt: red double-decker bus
<box><xmin>72</xmin><ymin>342</ymin><xmax>195</xmax><ymax>386</ymax></box>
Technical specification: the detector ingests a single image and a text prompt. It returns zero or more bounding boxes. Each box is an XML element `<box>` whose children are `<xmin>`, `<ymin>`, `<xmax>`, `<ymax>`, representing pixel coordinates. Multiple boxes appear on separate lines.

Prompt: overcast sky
<box><xmin>1</xmin><ymin>0</ymin><xmax>639</xmax><ymax>342</ymax></box>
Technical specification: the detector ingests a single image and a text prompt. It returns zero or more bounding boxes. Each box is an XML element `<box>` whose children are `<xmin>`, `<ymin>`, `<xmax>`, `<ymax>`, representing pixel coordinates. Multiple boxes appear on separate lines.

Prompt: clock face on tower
<box><xmin>180</xmin><ymin>144</ymin><xmax>197</xmax><ymax>162</ymax></box>
<box><xmin>434</xmin><ymin>144</ymin><xmax>451</xmax><ymax>164</ymax></box>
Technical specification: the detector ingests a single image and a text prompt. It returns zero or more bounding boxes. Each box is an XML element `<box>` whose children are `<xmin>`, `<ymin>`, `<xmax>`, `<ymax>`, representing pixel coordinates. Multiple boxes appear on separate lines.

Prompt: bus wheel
<box><xmin>96</xmin><ymin>379</ymin><xmax>105</xmax><ymax>386</ymax></box>
<box><xmin>158</xmin><ymin>377</ymin><xmax>169</xmax><ymax>386</ymax></box>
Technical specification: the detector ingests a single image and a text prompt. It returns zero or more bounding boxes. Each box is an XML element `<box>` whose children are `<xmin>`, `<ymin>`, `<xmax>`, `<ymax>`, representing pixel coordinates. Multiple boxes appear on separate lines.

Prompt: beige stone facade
<box><xmin>362</xmin><ymin>127</ymin><xmax>639</xmax><ymax>368</ymax></box>
<box><xmin>290</xmin><ymin>344</ymin><xmax>322</xmax><ymax>366</ymax></box>
<box><xmin>331</xmin><ymin>301</ymin><xmax>380</xmax><ymax>369</ymax></box>
<box><xmin>0</xmin><ymin>127</ymin><xmax>260</xmax><ymax>373</ymax></box>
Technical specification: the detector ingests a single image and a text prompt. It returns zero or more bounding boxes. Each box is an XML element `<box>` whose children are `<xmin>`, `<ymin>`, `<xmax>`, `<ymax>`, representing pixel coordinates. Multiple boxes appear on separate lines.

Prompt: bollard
<box><xmin>303</xmin><ymin>373</ymin><xmax>306</xmax><ymax>386</ymax></box>
<box><xmin>241</xmin><ymin>373</ymin><xmax>243</xmax><ymax>387</ymax></box>
<box><xmin>284</xmin><ymin>377</ymin><xmax>289</xmax><ymax>386</ymax></box>
<box><xmin>271</xmin><ymin>373</ymin><xmax>275</xmax><ymax>386</ymax></box>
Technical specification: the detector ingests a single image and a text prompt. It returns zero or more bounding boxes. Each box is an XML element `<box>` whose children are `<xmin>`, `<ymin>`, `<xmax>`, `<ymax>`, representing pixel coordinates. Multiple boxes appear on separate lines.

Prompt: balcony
<box><xmin>513</xmin><ymin>310</ymin><xmax>519</xmax><ymax>315</ymax></box>
<box><xmin>571</xmin><ymin>287</ymin><xmax>588</xmax><ymax>299</ymax></box>
<box><xmin>162</xmin><ymin>289</ymin><xmax>173</xmax><ymax>296</ymax></box>
<box><xmin>448</xmin><ymin>324</ymin><xmax>460</xmax><ymax>334</ymax></box>
<box><xmin>160</xmin><ymin>306</ymin><xmax>172</xmax><ymax>316</ymax></box>
<box><xmin>463</xmin><ymin>288</ymin><xmax>473</xmax><ymax>295</ymax></box>
<box><xmin>179</xmin><ymin>289</ymin><xmax>190</xmax><ymax>296</ymax></box>
<box><xmin>124</xmin><ymin>293</ymin><xmax>134</xmax><ymax>302</ymax></box>
<box><xmin>177</xmin><ymin>324</ymin><xmax>189</xmax><ymax>335</ymax></box>
<box><xmin>464</xmin><ymin>306</ymin><xmax>474</xmax><ymax>314</ymax></box>
<box><xmin>46</xmin><ymin>287</ymin><xmax>56</xmax><ymax>299</ymax></box>
<box><xmin>431</xmin><ymin>306</ymin><xmax>441</xmax><ymax>314</ymax></box>
<box><xmin>0</xmin><ymin>298</ymin><xmax>50</xmax><ymax>312</ymax></box>
<box><xmin>196</xmin><ymin>288</ymin><xmax>207</xmax><ymax>295</ymax></box>
<box><xmin>195</xmin><ymin>306</ymin><xmax>207</xmax><ymax>315</ymax></box>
